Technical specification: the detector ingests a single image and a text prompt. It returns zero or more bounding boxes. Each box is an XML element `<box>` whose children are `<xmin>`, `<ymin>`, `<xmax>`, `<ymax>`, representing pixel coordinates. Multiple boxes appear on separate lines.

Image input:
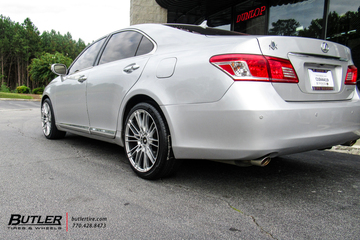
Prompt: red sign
<box><xmin>236</xmin><ymin>6</ymin><xmax>266</xmax><ymax>23</ymax></box>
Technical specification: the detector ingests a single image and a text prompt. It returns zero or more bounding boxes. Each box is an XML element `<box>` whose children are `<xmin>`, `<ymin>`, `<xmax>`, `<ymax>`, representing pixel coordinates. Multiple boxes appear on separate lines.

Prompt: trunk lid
<box><xmin>257</xmin><ymin>36</ymin><xmax>355</xmax><ymax>101</ymax></box>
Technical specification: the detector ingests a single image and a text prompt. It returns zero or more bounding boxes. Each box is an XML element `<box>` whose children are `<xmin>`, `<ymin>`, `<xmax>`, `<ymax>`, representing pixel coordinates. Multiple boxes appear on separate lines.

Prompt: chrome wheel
<box><xmin>41</xmin><ymin>101</ymin><xmax>52</xmax><ymax>136</ymax></box>
<box><xmin>125</xmin><ymin>109</ymin><xmax>159</xmax><ymax>172</ymax></box>
<box><xmin>41</xmin><ymin>98</ymin><xmax>66</xmax><ymax>139</ymax></box>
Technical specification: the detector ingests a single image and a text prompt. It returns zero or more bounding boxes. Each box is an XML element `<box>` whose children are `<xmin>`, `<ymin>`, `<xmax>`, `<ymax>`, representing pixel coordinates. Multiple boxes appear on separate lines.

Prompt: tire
<box><xmin>41</xmin><ymin>98</ymin><xmax>66</xmax><ymax>139</ymax></box>
<box><xmin>124</xmin><ymin>103</ymin><xmax>180</xmax><ymax>180</ymax></box>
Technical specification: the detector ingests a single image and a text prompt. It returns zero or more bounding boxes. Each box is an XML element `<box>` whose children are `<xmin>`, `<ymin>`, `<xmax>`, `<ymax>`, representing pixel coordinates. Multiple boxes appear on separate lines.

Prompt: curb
<box><xmin>327</xmin><ymin>141</ymin><xmax>360</xmax><ymax>156</ymax></box>
<box><xmin>0</xmin><ymin>98</ymin><xmax>41</xmax><ymax>102</ymax></box>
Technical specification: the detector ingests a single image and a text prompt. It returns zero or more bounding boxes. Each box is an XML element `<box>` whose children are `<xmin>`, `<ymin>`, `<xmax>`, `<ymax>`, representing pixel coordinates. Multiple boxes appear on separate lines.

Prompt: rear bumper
<box><xmin>162</xmin><ymin>82</ymin><xmax>360</xmax><ymax>160</ymax></box>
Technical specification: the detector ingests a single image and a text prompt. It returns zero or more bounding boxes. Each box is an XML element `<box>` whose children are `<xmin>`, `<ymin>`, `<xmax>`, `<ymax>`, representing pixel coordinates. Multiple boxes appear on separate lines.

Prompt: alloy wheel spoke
<box><xmin>128</xmin><ymin>120</ymin><xmax>141</xmax><ymax>137</ymax></box>
<box><xmin>148</xmin><ymin>140</ymin><xmax>159</xmax><ymax>148</ymax></box>
<box><xmin>143</xmin><ymin>113</ymin><xmax>150</xmax><ymax>133</ymax></box>
<box><xmin>143</xmin><ymin>151</ymin><xmax>148</xmax><ymax>170</ymax></box>
<box><xmin>134</xmin><ymin>112</ymin><xmax>143</xmax><ymax>133</ymax></box>
<box><xmin>145</xmin><ymin>146</ymin><xmax>156</xmax><ymax>164</ymax></box>
<box><xmin>134</xmin><ymin>147</ymin><xmax>143</xmax><ymax>165</ymax></box>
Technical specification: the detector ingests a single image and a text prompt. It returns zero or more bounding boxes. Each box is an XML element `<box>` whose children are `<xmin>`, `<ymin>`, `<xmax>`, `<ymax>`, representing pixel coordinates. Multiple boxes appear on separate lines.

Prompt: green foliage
<box><xmin>28</xmin><ymin>52</ymin><xmax>73</xmax><ymax>86</ymax></box>
<box><xmin>16</xmin><ymin>85</ymin><xmax>31</xmax><ymax>93</ymax></box>
<box><xmin>32</xmin><ymin>87</ymin><xmax>44</xmax><ymax>94</ymax></box>
<box><xmin>1</xmin><ymin>83</ymin><xmax>10</xmax><ymax>92</ymax></box>
<box><xmin>0</xmin><ymin>14</ymin><xmax>87</xmax><ymax>90</ymax></box>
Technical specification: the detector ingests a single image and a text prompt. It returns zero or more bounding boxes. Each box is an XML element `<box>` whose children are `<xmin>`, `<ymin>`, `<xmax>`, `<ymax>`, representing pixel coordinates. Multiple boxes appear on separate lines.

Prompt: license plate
<box><xmin>308</xmin><ymin>68</ymin><xmax>334</xmax><ymax>90</ymax></box>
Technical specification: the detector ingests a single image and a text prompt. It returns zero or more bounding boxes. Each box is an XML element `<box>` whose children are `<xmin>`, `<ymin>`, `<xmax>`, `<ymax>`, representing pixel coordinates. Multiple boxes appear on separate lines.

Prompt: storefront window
<box><xmin>234</xmin><ymin>0</ymin><xmax>267</xmax><ymax>34</ymax></box>
<box><xmin>326</xmin><ymin>1</ymin><xmax>360</xmax><ymax>70</ymax></box>
<box><xmin>268</xmin><ymin>0</ymin><xmax>325</xmax><ymax>38</ymax></box>
<box><xmin>207</xmin><ymin>8</ymin><xmax>232</xmax><ymax>31</ymax></box>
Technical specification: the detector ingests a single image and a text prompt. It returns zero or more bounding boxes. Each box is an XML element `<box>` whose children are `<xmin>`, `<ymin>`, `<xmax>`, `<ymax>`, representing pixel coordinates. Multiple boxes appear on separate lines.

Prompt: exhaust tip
<box><xmin>250</xmin><ymin>157</ymin><xmax>271</xmax><ymax>167</ymax></box>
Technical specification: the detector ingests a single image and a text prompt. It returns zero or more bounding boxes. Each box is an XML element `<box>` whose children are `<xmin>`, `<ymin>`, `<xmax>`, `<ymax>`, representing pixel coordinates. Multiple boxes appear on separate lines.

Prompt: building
<box><xmin>130</xmin><ymin>0</ymin><xmax>360</xmax><ymax>74</ymax></box>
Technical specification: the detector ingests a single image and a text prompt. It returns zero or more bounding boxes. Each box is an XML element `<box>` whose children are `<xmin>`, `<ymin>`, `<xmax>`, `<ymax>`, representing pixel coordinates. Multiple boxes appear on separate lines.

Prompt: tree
<box><xmin>40</xmin><ymin>30</ymin><xmax>86</xmax><ymax>60</ymax></box>
<box><xmin>0</xmin><ymin>14</ymin><xmax>87</xmax><ymax>91</ymax></box>
<box><xmin>0</xmin><ymin>15</ymin><xmax>15</xmax><ymax>86</ymax></box>
<box><xmin>28</xmin><ymin>52</ymin><xmax>73</xmax><ymax>87</ymax></box>
<box><xmin>269</xmin><ymin>19</ymin><xmax>300</xmax><ymax>36</ymax></box>
<box><xmin>22</xmin><ymin>18</ymin><xmax>41</xmax><ymax>87</ymax></box>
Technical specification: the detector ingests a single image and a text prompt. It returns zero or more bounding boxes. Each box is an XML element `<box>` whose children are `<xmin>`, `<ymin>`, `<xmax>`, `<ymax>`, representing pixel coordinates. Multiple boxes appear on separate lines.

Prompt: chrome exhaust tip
<box><xmin>250</xmin><ymin>156</ymin><xmax>271</xmax><ymax>167</ymax></box>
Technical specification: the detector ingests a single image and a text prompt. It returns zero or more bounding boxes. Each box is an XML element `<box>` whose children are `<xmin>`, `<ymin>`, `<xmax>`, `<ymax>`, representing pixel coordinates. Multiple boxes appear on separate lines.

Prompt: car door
<box><xmin>54</xmin><ymin>38</ymin><xmax>106</xmax><ymax>133</ymax></box>
<box><xmin>86</xmin><ymin>31</ymin><xmax>154</xmax><ymax>138</ymax></box>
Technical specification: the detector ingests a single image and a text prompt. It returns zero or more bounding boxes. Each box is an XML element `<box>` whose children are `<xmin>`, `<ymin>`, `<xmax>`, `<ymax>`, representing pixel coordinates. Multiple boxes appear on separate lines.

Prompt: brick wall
<box><xmin>130</xmin><ymin>0</ymin><xmax>167</xmax><ymax>25</ymax></box>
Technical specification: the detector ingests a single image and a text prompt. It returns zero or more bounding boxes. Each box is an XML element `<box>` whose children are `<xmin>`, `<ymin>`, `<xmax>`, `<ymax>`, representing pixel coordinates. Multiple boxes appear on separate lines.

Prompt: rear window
<box><xmin>165</xmin><ymin>24</ymin><xmax>245</xmax><ymax>36</ymax></box>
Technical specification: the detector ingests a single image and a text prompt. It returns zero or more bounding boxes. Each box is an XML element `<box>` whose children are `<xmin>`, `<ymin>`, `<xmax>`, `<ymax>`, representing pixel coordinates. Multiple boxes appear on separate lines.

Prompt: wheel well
<box><xmin>41</xmin><ymin>95</ymin><xmax>49</xmax><ymax>105</ymax></box>
<box><xmin>122</xmin><ymin>95</ymin><xmax>174</xmax><ymax>159</ymax></box>
<box><xmin>122</xmin><ymin>95</ymin><xmax>168</xmax><ymax>132</ymax></box>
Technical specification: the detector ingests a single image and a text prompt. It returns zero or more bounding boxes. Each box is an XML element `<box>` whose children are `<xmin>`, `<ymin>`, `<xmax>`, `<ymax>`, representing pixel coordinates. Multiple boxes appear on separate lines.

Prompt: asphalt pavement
<box><xmin>0</xmin><ymin>99</ymin><xmax>359</xmax><ymax>239</ymax></box>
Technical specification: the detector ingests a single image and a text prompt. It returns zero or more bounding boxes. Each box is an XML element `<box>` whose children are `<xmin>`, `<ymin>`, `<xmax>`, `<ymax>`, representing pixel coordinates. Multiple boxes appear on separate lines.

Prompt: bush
<box><xmin>1</xmin><ymin>83</ymin><xmax>10</xmax><ymax>93</ymax></box>
<box><xmin>28</xmin><ymin>52</ymin><xmax>73</xmax><ymax>86</ymax></box>
<box><xmin>32</xmin><ymin>87</ymin><xmax>44</xmax><ymax>94</ymax></box>
<box><xmin>16</xmin><ymin>85</ymin><xmax>31</xmax><ymax>94</ymax></box>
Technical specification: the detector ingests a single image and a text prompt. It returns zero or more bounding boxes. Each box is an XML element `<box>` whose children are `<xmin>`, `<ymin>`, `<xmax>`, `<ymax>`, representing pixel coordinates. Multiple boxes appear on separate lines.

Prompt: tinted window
<box><xmin>69</xmin><ymin>38</ymin><xmax>105</xmax><ymax>74</ymax></box>
<box><xmin>326</xmin><ymin>0</ymin><xmax>359</xmax><ymax>73</ymax></box>
<box><xmin>99</xmin><ymin>31</ymin><xmax>143</xmax><ymax>64</ymax></box>
<box><xmin>136</xmin><ymin>36</ymin><xmax>154</xmax><ymax>56</ymax></box>
<box><xmin>268</xmin><ymin>0</ymin><xmax>325</xmax><ymax>37</ymax></box>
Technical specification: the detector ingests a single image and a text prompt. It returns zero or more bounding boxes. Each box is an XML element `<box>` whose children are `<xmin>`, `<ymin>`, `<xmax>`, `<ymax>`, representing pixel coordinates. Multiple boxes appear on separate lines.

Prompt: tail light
<box><xmin>210</xmin><ymin>54</ymin><xmax>299</xmax><ymax>83</ymax></box>
<box><xmin>345</xmin><ymin>65</ymin><xmax>358</xmax><ymax>85</ymax></box>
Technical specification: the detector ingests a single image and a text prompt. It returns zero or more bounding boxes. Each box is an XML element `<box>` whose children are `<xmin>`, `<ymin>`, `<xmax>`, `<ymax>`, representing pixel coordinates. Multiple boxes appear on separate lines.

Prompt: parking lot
<box><xmin>0</xmin><ymin>100</ymin><xmax>359</xmax><ymax>239</ymax></box>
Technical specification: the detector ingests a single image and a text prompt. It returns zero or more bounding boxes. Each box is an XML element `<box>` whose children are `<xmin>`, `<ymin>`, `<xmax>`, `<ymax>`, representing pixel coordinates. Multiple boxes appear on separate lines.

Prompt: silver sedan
<box><xmin>41</xmin><ymin>24</ymin><xmax>360</xmax><ymax>179</ymax></box>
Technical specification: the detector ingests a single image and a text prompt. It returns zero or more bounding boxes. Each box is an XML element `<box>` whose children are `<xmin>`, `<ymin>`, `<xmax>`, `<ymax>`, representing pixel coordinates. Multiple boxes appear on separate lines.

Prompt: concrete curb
<box><xmin>327</xmin><ymin>142</ymin><xmax>360</xmax><ymax>156</ymax></box>
<box><xmin>0</xmin><ymin>98</ymin><xmax>41</xmax><ymax>102</ymax></box>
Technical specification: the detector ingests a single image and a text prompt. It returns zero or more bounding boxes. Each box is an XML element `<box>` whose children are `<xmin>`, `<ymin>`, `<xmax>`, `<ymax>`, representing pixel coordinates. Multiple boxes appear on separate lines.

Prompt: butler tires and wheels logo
<box><xmin>7</xmin><ymin>213</ymin><xmax>107</xmax><ymax>231</ymax></box>
<box><xmin>8</xmin><ymin>214</ymin><xmax>63</xmax><ymax>230</ymax></box>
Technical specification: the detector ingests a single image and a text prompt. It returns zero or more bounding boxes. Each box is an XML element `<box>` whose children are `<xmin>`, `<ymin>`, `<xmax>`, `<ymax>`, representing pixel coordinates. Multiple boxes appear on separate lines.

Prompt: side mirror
<box><xmin>51</xmin><ymin>63</ymin><xmax>67</xmax><ymax>76</ymax></box>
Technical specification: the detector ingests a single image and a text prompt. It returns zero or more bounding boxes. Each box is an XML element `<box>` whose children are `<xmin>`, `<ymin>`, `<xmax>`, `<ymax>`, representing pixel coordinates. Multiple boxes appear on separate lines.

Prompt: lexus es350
<box><xmin>41</xmin><ymin>24</ymin><xmax>360</xmax><ymax>179</ymax></box>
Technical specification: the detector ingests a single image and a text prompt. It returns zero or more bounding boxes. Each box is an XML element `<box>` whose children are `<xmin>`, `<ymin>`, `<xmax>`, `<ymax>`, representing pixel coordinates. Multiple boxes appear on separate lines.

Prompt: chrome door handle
<box><xmin>78</xmin><ymin>75</ymin><xmax>87</xmax><ymax>83</ymax></box>
<box><xmin>123</xmin><ymin>64</ymin><xmax>140</xmax><ymax>73</ymax></box>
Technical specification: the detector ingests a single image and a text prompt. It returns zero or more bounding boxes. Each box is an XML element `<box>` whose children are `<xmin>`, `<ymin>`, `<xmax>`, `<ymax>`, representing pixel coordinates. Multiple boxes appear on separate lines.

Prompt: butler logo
<box><xmin>8</xmin><ymin>214</ymin><xmax>62</xmax><ymax>230</ymax></box>
<box><xmin>8</xmin><ymin>214</ymin><xmax>62</xmax><ymax>225</ymax></box>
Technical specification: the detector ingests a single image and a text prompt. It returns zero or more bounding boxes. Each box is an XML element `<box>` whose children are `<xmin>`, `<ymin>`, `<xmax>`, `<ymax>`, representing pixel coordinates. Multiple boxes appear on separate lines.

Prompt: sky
<box><xmin>0</xmin><ymin>0</ymin><xmax>130</xmax><ymax>44</ymax></box>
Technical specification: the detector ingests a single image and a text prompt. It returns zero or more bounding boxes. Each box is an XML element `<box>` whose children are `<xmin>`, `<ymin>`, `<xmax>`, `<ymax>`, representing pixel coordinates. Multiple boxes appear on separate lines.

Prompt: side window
<box><xmin>136</xmin><ymin>36</ymin><xmax>154</xmax><ymax>56</ymax></box>
<box><xmin>99</xmin><ymin>31</ymin><xmax>152</xmax><ymax>65</ymax></box>
<box><xmin>68</xmin><ymin>38</ymin><xmax>106</xmax><ymax>74</ymax></box>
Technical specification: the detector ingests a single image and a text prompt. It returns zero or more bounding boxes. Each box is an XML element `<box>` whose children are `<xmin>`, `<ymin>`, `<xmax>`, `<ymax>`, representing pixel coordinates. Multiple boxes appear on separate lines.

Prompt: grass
<box><xmin>0</xmin><ymin>92</ymin><xmax>34</xmax><ymax>100</ymax></box>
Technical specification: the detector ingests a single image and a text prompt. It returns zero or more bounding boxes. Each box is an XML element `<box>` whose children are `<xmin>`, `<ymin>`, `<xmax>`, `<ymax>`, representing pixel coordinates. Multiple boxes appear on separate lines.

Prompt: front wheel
<box><xmin>124</xmin><ymin>103</ymin><xmax>180</xmax><ymax>179</ymax></box>
<box><xmin>41</xmin><ymin>98</ymin><xmax>66</xmax><ymax>139</ymax></box>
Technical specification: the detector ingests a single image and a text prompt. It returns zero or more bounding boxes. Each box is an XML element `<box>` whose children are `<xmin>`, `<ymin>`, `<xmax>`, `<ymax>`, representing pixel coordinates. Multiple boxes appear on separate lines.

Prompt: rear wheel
<box><xmin>124</xmin><ymin>103</ymin><xmax>180</xmax><ymax>179</ymax></box>
<box><xmin>41</xmin><ymin>98</ymin><xmax>66</xmax><ymax>139</ymax></box>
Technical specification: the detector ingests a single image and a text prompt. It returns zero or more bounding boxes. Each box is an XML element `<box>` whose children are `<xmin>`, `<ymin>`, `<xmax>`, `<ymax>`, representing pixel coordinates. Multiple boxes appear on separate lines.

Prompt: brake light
<box><xmin>210</xmin><ymin>54</ymin><xmax>299</xmax><ymax>83</ymax></box>
<box><xmin>345</xmin><ymin>65</ymin><xmax>357</xmax><ymax>85</ymax></box>
<box><xmin>265</xmin><ymin>56</ymin><xmax>299</xmax><ymax>83</ymax></box>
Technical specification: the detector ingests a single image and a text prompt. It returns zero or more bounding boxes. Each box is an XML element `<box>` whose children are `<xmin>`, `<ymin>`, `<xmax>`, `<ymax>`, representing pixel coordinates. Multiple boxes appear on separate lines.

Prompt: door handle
<box><xmin>78</xmin><ymin>75</ymin><xmax>87</xmax><ymax>83</ymax></box>
<box><xmin>123</xmin><ymin>64</ymin><xmax>140</xmax><ymax>73</ymax></box>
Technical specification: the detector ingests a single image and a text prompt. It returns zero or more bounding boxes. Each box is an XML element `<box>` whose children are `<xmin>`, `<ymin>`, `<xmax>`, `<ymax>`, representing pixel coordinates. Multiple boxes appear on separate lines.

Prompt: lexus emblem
<box><xmin>321</xmin><ymin>42</ymin><xmax>329</xmax><ymax>53</ymax></box>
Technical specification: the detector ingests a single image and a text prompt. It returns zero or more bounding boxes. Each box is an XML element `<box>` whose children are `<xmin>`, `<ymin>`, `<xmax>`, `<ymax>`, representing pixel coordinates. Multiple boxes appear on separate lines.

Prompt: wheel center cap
<box><xmin>142</xmin><ymin>137</ymin><xmax>148</xmax><ymax>144</ymax></box>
